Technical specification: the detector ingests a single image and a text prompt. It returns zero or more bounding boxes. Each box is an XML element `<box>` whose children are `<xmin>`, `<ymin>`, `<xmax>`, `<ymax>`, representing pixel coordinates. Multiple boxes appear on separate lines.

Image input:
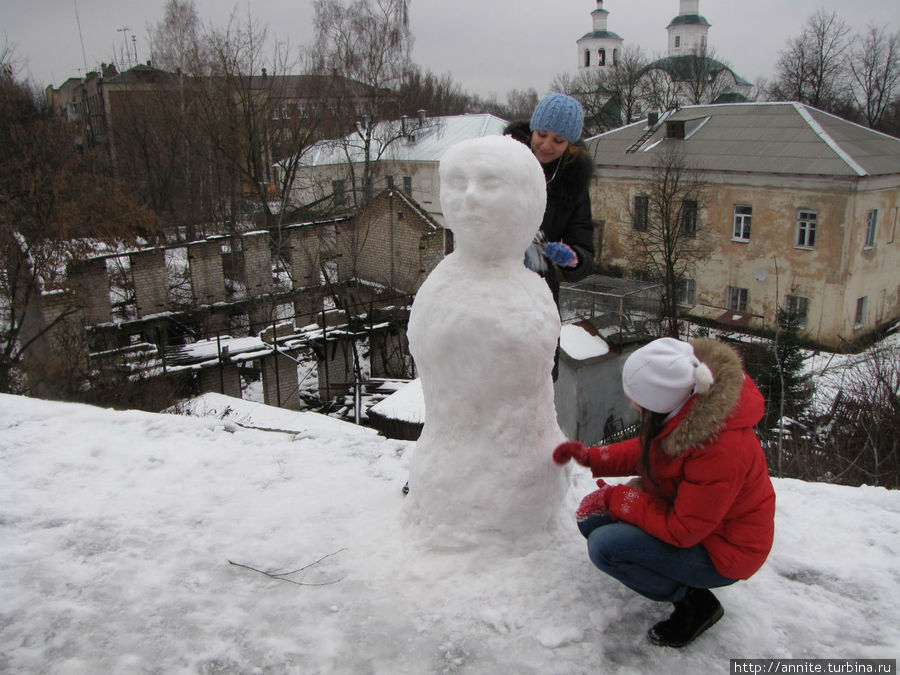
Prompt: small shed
<box><xmin>554</xmin><ymin>321</ymin><xmax>639</xmax><ymax>446</ymax></box>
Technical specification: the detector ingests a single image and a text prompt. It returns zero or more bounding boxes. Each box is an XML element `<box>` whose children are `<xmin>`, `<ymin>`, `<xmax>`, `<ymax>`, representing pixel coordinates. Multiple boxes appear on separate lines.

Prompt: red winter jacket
<box><xmin>590</xmin><ymin>339</ymin><xmax>776</xmax><ymax>580</ymax></box>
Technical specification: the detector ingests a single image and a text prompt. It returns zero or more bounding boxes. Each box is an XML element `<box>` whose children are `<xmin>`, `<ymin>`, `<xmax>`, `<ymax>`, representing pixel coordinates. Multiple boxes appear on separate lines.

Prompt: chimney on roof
<box><xmin>417</xmin><ymin>109</ymin><xmax>427</xmax><ymax>125</ymax></box>
<box><xmin>648</xmin><ymin>111</ymin><xmax>659</xmax><ymax>127</ymax></box>
<box><xmin>261</xmin><ymin>67</ymin><xmax>267</xmax><ymax>77</ymax></box>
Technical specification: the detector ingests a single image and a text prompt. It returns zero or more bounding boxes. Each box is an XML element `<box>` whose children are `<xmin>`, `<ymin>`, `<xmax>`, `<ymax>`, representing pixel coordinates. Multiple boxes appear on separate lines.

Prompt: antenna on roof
<box><xmin>73</xmin><ymin>0</ymin><xmax>89</xmax><ymax>78</ymax></box>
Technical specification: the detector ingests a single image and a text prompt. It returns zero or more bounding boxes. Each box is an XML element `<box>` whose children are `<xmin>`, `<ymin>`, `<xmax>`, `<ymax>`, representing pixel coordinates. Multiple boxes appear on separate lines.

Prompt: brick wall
<box><xmin>131</xmin><ymin>248</ymin><xmax>169</xmax><ymax>318</ymax></box>
<box><xmin>68</xmin><ymin>258</ymin><xmax>111</xmax><ymax>324</ymax></box>
<box><xmin>188</xmin><ymin>237</ymin><xmax>227</xmax><ymax>306</ymax></box>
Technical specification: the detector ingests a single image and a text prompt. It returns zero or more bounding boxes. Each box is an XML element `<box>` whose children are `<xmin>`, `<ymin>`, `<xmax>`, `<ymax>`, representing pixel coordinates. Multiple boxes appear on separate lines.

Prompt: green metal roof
<box><xmin>579</xmin><ymin>30</ymin><xmax>624</xmax><ymax>41</ymax></box>
<box><xmin>644</xmin><ymin>55</ymin><xmax>752</xmax><ymax>87</ymax></box>
<box><xmin>668</xmin><ymin>14</ymin><xmax>711</xmax><ymax>28</ymax></box>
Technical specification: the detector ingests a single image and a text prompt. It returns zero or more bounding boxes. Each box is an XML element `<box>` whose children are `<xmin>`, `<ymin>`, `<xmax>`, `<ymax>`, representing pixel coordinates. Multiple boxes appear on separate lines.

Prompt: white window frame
<box><xmin>854</xmin><ymin>296</ymin><xmax>868</xmax><ymax>329</ymax></box>
<box><xmin>785</xmin><ymin>294</ymin><xmax>809</xmax><ymax>330</ymax></box>
<box><xmin>732</xmin><ymin>205</ymin><xmax>752</xmax><ymax>242</ymax></box>
<box><xmin>677</xmin><ymin>278</ymin><xmax>696</xmax><ymax>307</ymax></box>
<box><xmin>726</xmin><ymin>285</ymin><xmax>748</xmax><ymax>313</ymax></box>
<box><xmin>864</xmin><ymin>209</ymin><xmax>877</xmax><ymax>249</ymax></box>
<box><xmin>680</xmin><ymin>200</ymin><xmax>698</xmax><ymax>237</ymax></box>
<box><xmin>633</xmin><ymin>195</ymin><xmax>649</xmax><ymax>231</ymax></box>
<box><xmin>795</xmin><ymin>210</ymin><xmax>817</xmax><ymax>249</ymax></box>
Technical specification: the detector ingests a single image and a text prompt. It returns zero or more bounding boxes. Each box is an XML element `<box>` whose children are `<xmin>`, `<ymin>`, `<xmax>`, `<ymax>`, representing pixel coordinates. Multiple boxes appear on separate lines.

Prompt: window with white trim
<box><xmin>795</xmin><ymin>210</ymin><xmax>817</xmax><ymax>249</ymax></box>
<box><xmin>785</xmin><ymin>295</ymin><xmax>809</xmax><ymax>330</ymax></box>
<box><xmin>864</xmin><ymin>209</ymin><xmax>877</xmax><ymax>249</ymax></box>
<box><xmin>726</xmin><ymin>286</ymin><xmax>748</xmax><ymax>312</ymax></box>
<box><xmin>854</xmin><ymin>296</ymin><xmax>867</xmax><ymax>329</ymax></box>
<box><xmin>680</xmin><ymin>200</ymin><xmax>698</xmax><ymax>236</ymax></box>
<box><xmin>732</xmin><ymin>205</ymin><xmax>752</xmax><ymax>242</ymax></box>
<box><xmin>633</xmin><ymin>195</ymin><xmax>649</xmax><ymax>231</ymax></box>
<box><xmin>598</xmin><ymin>49</ymin><xmax>606</xmax><ymax>66</ymax></box>
<box><xmin>677</xmin><ymin>278</ymin><xmax>696</xmax><ymax>307</ymax></box>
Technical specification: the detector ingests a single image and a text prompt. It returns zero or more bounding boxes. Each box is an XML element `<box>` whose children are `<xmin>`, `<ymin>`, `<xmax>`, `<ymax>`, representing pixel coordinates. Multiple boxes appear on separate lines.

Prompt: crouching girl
<box><xmin>553</xmin><ymin>337</ymin><xmax>776</xmax><ymax>648</ymax></box>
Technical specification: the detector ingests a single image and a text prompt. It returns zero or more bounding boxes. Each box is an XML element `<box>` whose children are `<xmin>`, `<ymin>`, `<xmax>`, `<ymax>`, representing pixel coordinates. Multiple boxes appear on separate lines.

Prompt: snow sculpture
<box><xmin>405</xmin><ymin>134</ymin><xmax>570</xmax><ymax>552</ymax></box>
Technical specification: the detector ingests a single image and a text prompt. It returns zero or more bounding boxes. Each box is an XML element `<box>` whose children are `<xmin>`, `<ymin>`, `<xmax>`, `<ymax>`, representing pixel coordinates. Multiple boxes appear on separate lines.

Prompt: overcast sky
<box><xmin>3</xmin><ymin>0</ymin><xmax>898</xmax><ymax>98</ymax></box>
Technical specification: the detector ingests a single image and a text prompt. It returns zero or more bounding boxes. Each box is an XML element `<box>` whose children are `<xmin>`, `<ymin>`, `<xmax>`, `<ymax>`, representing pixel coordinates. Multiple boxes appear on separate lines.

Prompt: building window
<box><xmin>795</xmin><ymin>210</ymin><xmax>817</xmax><ymax>249</ymax></box>
<box><xmin>598</xmin><ymin>49</ymin><xmax>606</xmax><ymax>66</ymax></box>
<box><xmin>385</xmin><ymin>175</ymin><xmax>394</xmax><ymax>188</ymax></box>
<box><xmin>675</xmin><ymin>36</ymin><xmax>681</xmax><ymax>48</ymax></box>
<box><xmin>785</xmin><ymin>295</ymin><xmax>809</xmax><ymax>330</ymax></box>
<box><xmin>864</xmin><ymin>209</ymin><xmax>877</xmax><ymax>249</ymax></box>
<box><xmin>726</xmin><ymin>285</ymin><xmax>748</xmax><ymax>312</ymax></box>
<box><xmin>854</xmin><ymin>296</ymin><xmax>867</xmax><ymax>329</ymax></box>
<box><xmin>680</xmin><ymin>200</ymin><xmax>698</xmax><ymax>236</ymax></box>
<box><xmin>733</xmin><ymin>205</ymin><xmax>752</xmax><ymax>242</ymax></box>
<box><xmin>403</xmin><ymin>176</ymin><xmax>412</xmax><ymax>195</ymax></box>
<box><xmin>633</xmin><ymin>195</ymin><xmax>649</xmax><ymax>231</ymax></box>
<box><xmin>677</xmin><ymin>278</ymin><xmax>696</xmax><ymax>307</ymax></box>
<box><xmin>631</xmin><ymin>268</ymin><xmax>655</xmax><ymax>283</ymax></box>
<box><xmin>613</xmin><ymin>48</ymin><xmax>619</xmax><ymax>65</ymax></box>
<box><xmin>584</xmin><ymin>50</ymin><xmax>590</xmax><ymax>68</ymax></box>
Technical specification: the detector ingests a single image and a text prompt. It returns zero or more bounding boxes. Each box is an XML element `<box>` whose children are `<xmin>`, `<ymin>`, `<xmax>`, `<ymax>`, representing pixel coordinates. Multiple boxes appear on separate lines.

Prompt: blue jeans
<box><xmin>579</xmin><ymin>514</ymin><xmax>737</xmax><ymax>603</ymax></box>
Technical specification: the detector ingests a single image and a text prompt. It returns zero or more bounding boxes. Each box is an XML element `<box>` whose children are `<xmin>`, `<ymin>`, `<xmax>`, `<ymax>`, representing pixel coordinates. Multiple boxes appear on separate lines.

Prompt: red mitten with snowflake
<box><xmin>575</xmin><ymin>479</ymin><xmax>615</xmax><ymax>521</ymax></box>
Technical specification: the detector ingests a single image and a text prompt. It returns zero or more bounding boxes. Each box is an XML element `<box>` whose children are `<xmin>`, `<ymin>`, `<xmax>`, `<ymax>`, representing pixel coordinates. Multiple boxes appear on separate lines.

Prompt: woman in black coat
<box><xmin>504</xmin><ymin>93</ymin><xmax>595</xmax><ymax>307</ymax></box>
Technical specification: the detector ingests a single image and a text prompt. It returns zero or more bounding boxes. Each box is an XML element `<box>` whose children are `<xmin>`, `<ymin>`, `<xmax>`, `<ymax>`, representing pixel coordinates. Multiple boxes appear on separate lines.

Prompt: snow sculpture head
<box><xmin>439</xmin><ymin>135</ymin><xmax>546</xmax><ymax>263</ymax></box>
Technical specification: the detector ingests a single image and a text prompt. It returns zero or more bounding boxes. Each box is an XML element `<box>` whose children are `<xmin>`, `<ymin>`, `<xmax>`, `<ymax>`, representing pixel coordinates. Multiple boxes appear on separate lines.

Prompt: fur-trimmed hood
<box><xmin>503</xmin><ymin>121</ymin><xmax>593</xmax><ymax>202</ymax></box>
<box><xmin>658</xmin><ymin>338</ymin><xmax>764</xmax><ymax>456</ymax></box>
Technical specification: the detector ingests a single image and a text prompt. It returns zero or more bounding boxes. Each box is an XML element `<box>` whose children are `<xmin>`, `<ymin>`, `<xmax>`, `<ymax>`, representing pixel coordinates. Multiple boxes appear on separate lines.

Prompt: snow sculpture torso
<box><xmin>405</xmin><ymin>135</ymin><xmax>569</xmax><ymax>552</ymax></box>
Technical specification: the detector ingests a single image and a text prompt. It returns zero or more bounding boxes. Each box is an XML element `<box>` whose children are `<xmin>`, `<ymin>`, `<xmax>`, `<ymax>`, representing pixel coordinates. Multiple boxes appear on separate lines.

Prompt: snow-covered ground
<box><xmin>2</xmin><ymin>392</ymin><xmax>898</xmax><ymax>674</ymax></box>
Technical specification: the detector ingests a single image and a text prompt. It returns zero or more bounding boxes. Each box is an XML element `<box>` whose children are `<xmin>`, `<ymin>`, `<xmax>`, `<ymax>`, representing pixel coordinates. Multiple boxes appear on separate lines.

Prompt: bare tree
<box><xmin>627</xmin><ymin>146</ymin><xmax>710</xmax><ymax>338</ymax></box>
<box><xmin>304</xmin><ymin>0</ymin><xmax>412</xmax><ymax>209</ymax></box>
<box><xmin>0</xmin><ymin>63</ymin><xmax>155</xmax><ymax>394</ymax></box>
<box><xmin>679</xmin><ymin>44</ymin><xmax>737</xmax><ymax>106</ymax></box>
<box><xmin>769</xmin><ymin>9</ymin><xmax>852</xmax><ymax>112</ymax></box>
<box><xmin>850</xmin><ymin>24</ymin><xmax>900</xmax><ymax>129</ymax></box>
<box><xmin>147</xmin><ymin>0</ymin><xmax>209</xmax><ymax>75</ymax></box>
<box><xmin>397</xmin><ymin>64</ymin><xmax>470</xmax><ymax>116</ymax></box>
<box><xmin>505</xmin><ymin>88</ymin><xmax>539</xmax><ymax>121</ymax></box>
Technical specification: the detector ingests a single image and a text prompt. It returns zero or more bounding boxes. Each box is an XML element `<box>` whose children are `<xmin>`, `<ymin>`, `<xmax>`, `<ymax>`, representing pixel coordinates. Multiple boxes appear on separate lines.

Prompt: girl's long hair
<box><xmin>639</xmin><ymin>407</ymin><xmax>668</xmax><ymax>492</ymax></box>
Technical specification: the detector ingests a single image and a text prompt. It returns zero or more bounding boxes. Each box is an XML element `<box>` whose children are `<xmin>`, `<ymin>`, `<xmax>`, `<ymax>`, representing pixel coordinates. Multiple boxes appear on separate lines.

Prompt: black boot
<box><xmin>647</xmin><ymin>587</ymin><xmax>724</xmax><ymax>648</ymax></box>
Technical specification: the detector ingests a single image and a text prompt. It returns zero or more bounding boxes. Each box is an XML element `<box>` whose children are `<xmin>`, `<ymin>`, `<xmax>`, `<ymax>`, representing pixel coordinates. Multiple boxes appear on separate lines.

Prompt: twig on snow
<box><xmin>228</xmin><ymin>548</ymin><xmax>347</xmax><ymax>586</ymax></box>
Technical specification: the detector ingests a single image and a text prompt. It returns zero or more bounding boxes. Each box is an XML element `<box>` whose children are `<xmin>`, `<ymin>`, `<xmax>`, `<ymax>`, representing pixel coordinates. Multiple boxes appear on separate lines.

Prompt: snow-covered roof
<box><xmin>301</xmin><ymin>113</ymin><xmax>509</xmax><ymax>167</ymax></box>
<box><xmin>589</xmin><ymin>102</ymin><xmax>900</xmax><ymax>178</ymax></box>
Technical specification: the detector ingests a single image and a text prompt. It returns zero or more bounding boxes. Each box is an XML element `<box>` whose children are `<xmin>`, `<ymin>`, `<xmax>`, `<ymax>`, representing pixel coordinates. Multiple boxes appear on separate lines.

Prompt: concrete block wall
<box><xmin>68</xmin><ymin>258</ymin><xmax>112</xmax><ymax>325</ymax></box>
<box><xmin>131</xmin><ymin>248</ymin><xmax>169</xmax><ymax>318</ymax></box>
<box><xmin>197</xmin><ymin>363</ymin><xmax>242</xmax><ymax>399</ymax></box>
<box><xmin>262</xmin><ymin>351</ymin><xmax>300</xmax><ymax>410</ymax></box>
<box><xmin>349</xmin><ymin>190</ymin><xmax>443</xmax><ymax>293</ymax></box>
<box><xmin>288</xmin><ymin>227</ymin><xmax>320</xmax><ymax>288</ymax></box>
<box><xmin>242</xmin><ymin>231</ymin><xmax>273</xmax><ymax>295</ymax></box>
<box><xmin>188</xmin><ymin>237</ymin><xmax>227</xmax><ymax>306</ymax></box>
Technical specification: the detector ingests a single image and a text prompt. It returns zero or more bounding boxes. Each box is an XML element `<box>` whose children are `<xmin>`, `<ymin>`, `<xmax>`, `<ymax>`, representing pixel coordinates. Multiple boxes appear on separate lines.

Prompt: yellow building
<box><xmin>589</xmin><ymin>102</ymin><xmax>900</xmax><ymax>349</ymax></box>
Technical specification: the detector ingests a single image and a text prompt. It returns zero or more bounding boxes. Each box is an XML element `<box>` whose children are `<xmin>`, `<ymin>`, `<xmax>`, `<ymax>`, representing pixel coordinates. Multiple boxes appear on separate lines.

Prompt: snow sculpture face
<box><xmin>439</xmin><ymin>135</ymin><xmax>546</xmax><ymax>263</ymax></box>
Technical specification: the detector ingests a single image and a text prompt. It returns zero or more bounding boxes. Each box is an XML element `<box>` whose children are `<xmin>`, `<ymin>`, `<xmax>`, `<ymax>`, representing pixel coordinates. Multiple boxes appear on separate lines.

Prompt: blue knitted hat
<box><xmin>530</xmin><ymin>93</ymin><xmax>584</xmax><ymax>143</ymax></box>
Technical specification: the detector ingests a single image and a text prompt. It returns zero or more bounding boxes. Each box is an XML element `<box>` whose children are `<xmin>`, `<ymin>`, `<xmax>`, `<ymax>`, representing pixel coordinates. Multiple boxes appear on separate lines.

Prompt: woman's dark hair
<box><xmin>639</xmin><ymin>407</ymin><xmax>668</xmax><ymax>491</ymax></box>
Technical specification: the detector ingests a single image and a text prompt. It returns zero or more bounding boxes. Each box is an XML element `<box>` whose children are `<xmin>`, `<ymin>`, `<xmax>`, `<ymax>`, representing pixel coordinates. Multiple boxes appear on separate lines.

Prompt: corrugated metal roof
<box><xmin>303</xmin><ymin>114</ymin><xmax>509</xmax><ymax>167</ymax></box>
<box><xmin>588</xmin><ymin>102</ymin><xmax>900</xmax><ymax>177</ymax></box>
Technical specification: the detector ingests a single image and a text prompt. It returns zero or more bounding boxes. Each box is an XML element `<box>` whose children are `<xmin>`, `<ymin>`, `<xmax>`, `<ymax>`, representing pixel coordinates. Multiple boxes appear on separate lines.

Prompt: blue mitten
<box><xmin>544</xmin><ymin>242</ymin><xmax>578</xmax><ymax>268</ymax></box>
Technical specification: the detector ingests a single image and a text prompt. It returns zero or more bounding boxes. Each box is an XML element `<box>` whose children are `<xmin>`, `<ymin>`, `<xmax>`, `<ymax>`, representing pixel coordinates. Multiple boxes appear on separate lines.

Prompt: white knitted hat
<box><xmin>622</xmin><ymin>338</ymin><xmax>715</xmax><ymax>414</ymax></box>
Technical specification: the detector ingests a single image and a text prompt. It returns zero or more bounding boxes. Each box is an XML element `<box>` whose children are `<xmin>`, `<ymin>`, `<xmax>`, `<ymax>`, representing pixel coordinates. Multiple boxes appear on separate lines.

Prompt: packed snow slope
<box><xmin>2</xmin><ymin>393</ymin><xmax>898</xmax><ymax>674</ymax></box>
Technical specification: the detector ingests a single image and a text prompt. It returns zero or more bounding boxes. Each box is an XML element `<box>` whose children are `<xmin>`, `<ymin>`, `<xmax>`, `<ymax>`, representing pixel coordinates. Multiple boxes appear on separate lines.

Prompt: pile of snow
<box><xmin>560</xmin><ymin>323</ymin><xmax>610</xmax><ymax>361</ymax></box>
<box><xmin>2</xmin><ymin>393</ymin><xmax>898</xmax><ymax>673</ymax></box>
